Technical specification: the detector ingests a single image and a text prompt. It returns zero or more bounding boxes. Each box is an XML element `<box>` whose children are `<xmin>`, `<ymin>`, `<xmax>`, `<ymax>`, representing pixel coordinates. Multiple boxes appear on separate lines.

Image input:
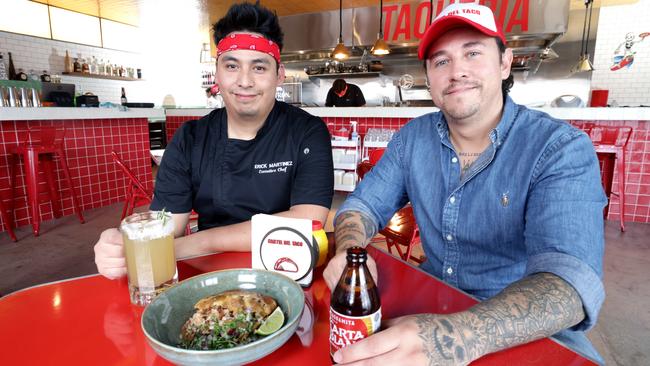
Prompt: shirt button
<box><xmin>451</xmin><ymin>157</ymin><xmax>458</xmax><ymax>163</ymax></box>
<box><xmin>447</xmin><ymin>267</ymin><xmax>453</xmax><ymax>275</ymax></box>
<box><xmin>449</xmin><ymin>196</ymin><xmax>456</xmax><ymax>204</ymax></box>
<box><xmin>446</xmin><ymin>234</ymin><xmax>453</xmax><ymax>241</ymax></box>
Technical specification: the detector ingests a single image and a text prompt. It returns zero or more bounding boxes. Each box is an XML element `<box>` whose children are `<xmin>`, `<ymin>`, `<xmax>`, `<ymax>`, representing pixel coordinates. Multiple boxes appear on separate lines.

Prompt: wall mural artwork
<box><xmin>610</xmin><ymin>32</ymin><xmax>650</xmax><ymax>71</ymax></box>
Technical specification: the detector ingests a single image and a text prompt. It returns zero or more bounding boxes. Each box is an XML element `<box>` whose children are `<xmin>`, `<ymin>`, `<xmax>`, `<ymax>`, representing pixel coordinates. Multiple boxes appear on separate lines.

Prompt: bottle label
<box><xmin>329</xmin><ymin>307</ymin><xmax>381</xmax><ymax>356</ymax></box>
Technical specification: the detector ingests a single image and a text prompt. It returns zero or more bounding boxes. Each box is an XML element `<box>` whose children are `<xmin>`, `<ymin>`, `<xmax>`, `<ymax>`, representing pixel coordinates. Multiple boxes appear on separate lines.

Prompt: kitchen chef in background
<box><xmin>324</xmin><ymin>2</ymin><xmax>606</xmax><ymax>365</ymax></box>
<box><xmin>325</xmin><ymin>78</ymin><xmax>366</xmax><ymax>107</ymax></box>
<box><xmin>94</xmin><ymin>1</ymin><xmax>333</xmax><ymax>278</ymax></box>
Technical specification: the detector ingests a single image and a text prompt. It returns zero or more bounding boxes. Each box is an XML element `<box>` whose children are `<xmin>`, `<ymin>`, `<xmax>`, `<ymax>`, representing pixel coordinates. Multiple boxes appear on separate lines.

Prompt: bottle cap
<box><xmin>312</xmin><ymin>220</ymin><xmax>323</xmax><ymax>231</ymax></box>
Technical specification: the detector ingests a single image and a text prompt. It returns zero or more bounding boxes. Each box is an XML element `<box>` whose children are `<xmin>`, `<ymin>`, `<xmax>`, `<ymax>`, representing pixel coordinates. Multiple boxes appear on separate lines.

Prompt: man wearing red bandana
<box><xmin>94</xmin><ymin>2</ymin><xmax>333</xmax><ymax>276</ymax></box>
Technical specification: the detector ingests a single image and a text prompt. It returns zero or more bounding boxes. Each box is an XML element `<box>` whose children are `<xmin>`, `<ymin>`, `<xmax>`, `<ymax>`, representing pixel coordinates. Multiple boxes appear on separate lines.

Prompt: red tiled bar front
<box><xmin>166</xmin><ymin>107</ymin><xmax>650</xmax><ymax>224</ymax></box>
<box><xmin>0</xmin><ymin>108</ymin><xmax>164</xmax><ymax>233</ymax></box>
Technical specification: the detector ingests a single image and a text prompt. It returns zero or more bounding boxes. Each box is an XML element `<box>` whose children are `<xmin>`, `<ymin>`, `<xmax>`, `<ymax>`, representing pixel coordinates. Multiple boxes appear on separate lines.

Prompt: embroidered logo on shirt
<box><xmin>254</xmin><ymin>160</ymin><xmax>293</xmax><ymax>174</ymax></box>
<box><xmin>501</xmin><ymin>192</ymin><xmax>510</xmax><ymax>207</ymax></box>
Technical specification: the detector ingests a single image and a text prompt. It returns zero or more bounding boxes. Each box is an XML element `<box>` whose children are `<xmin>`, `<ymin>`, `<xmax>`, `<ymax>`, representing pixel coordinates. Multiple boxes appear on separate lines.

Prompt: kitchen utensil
<box><xmin>551</xmin><ymin>95</ymin><xmax>584</xmax><ymax>108</ymax></box>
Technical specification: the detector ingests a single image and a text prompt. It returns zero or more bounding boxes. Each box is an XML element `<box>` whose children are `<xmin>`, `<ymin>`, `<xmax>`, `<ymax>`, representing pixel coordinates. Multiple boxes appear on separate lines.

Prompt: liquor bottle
<box><xmin>121</xmin><ymin>87</ymin><xmax>127</xmax><ymax>105</ymax></box>
<box><xmin>90</xmin><ymin>56</ymin><xmax>98</xmax><ymax>74</ymax></box>
<box><xmin>64</xmin><ymin>50</ymin><xmax>73</xmax><ymax>73</ymax></box>
<box><xmin>0</xmin><ymin>53</ymin><xmax>7</xmax><ymax>80</ymax></box>
<box><xmin>8</xmin><ymin>52</ymin><xmax>17</xmax><ymax>80</ymax></box>
<box><xmin>73</xmin><ymin>58</ymin><xmax>81</xmax><ymax>73</ymax></box>
<box><xmin>329</xmin><ymin>247</ymin><xmax>381</xmax><ymax>359</ymax></box>
<box><xmin>81</xmin><ymin>58</ymin><xmax>89</xmax><ymax>73</ymax></box>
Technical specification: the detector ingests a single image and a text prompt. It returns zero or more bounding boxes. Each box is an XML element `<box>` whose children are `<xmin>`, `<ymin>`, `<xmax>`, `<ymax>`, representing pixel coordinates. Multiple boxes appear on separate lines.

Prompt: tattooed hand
<box><xmin>324</xmin><ymin>210</ymin><xmax>379</xmax><ymax>291</ymax></box>
<box><xmin>323</xmin><ymin>250</ymin><xmax>378</xmax><ymax>291</ymax></box>
<box><xmin>331</xmin><ymin>314</ymin><xmax>471</xmax><ymax>366</ymax></box>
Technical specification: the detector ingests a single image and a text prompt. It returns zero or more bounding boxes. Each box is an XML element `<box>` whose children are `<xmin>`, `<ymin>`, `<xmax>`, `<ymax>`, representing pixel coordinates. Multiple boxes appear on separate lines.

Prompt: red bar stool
<box><xmin>111</xmin><ymin>151</ymin><xmax>153</xmax><ymax>220</ymax></box>
<box><xmin>0</xmin><ymin>198</ymin><xmax>17</xmax><ymax>241</ymax></box>
<box><xmin>9</xmin><ymin>127</ymin><xmax>84</xmax><ymax>236</ymax></box>
<box><xmin>589</xmin><ymin>125</ymin><xmax>633</xmax><ymax>232</ymax></box>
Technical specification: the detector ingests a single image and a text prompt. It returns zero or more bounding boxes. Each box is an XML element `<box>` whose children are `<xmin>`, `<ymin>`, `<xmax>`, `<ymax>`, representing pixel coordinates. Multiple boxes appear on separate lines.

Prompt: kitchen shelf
<box><xmin>62</xmin><ymin>72</ymin><xmax>142</xmax><ymax>81</ymax></box>
<box><xmin>334</xmin><ymin>184</ymin><xmax>356</xmax><ymax>192</ymax></box>
<box><xmin>308</xmin><ymin>72</ymin><xmax>382</xmax><ymax>79</ymax></box>
<box><xmin>334</xmin><ymin>162</ymin><xmax>357</xmax><ymax>170</ymax></box>
<box><xmin>331</xmin><ymin>139</ymin><xmax>358</xmax><ymax>147</ymax></box>
<box><xmin>363</xmin><ymin>141</ymin><xmax>389</xmax><ymax>148</ymax></box>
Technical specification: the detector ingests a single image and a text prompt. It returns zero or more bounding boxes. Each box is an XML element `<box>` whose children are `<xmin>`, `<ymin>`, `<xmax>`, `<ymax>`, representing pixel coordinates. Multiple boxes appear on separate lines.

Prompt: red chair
<box><xmin>112</xmin><ymin>151</ymin><xmax>197</xmax><ymax>235</ymax></box>
<box><xmin>380</xmin><ymin>205</ymin><xmax>423</xmax><ymax>264</ymax></box>
<box><xmin>368</xmin><ymin>148</ymin><xmax>386</xmax><ymax>165</ymax></box>
<box><xmin>111</xmin><ymin>151</ymin><xmax>152</xmax><ymax>220</ymax></box>
<box><xmin>587</xmin><ymin>126</ymin><xmax>633</xmax><ymax>232</ymax></box>
<box><xmin>0</xmin><ymin>199</ymin><xmax>17</xmax><ymax>241</ymax></box>
<box><xmin>356</xmin><ymin>161</ymin><xmax>424</xmax><ymax>264</ymax></box>
<box><xmin>9</xmin><ymin>127</ymin><xmax>84</xmax><ymax>237</ymax></box>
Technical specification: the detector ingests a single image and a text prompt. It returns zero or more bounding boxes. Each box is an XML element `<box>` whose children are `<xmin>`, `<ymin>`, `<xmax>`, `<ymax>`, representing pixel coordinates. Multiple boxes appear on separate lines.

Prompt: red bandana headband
<box><xmin>216</xmin><ymin>33</ymin><xmax>281</xmax><ymax>64</ymax></box>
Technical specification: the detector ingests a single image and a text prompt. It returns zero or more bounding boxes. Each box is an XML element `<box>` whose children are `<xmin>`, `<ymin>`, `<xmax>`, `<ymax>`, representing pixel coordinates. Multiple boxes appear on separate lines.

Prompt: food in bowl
<box><xmin>179</xmin><ymin>290</ymin><xmax>285</xmax><ymax>350</ymax></box>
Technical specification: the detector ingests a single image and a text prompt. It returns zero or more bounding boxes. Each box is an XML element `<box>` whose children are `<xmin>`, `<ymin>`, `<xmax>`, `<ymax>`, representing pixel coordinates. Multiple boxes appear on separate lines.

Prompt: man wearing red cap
<box><xmin>325</xmin><ymin>2</ymin><xmax>605</xmax><ymax>365</ymax></box>
<box><xmin>94</xmin><ymin>3</ymin><xmax>333</xmax><ymax>276</ymax></box>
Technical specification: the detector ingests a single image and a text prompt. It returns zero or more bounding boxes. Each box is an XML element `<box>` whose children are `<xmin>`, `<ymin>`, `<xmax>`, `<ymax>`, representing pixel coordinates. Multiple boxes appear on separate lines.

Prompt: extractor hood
<box><xmin>279</xmin><ymin>0</ymin><xmax>569</xmax><ymax>74</ymax></box>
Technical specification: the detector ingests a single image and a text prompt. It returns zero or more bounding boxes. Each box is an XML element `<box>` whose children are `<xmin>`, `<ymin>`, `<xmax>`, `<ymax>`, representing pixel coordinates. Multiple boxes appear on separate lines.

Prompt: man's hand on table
<box><xmin>332</xmin><ymin>313</ymin><xmax>472</xmax><ymax>366</ymax></box>
<box><xmin>323</xmin><ymin>249</ymin><xmax>378</xmax><ymax>290</ymax></box>
<box><xmin>94</xmin><ymin>228</ymin><xmax>127</xmax><ymax>279</ymax></box>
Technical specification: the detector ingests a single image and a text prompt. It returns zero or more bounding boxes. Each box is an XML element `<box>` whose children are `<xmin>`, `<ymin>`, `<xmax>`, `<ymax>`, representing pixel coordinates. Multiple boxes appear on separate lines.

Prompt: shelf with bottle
<box><xmin>62</xmin><ymin>72</ymin><xmax>142</xmax><ymax>81</ymax></box>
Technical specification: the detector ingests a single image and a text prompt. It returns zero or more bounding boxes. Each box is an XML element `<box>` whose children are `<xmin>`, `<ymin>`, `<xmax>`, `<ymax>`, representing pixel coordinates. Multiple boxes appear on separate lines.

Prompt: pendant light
<box><xmin>573</xmin><ymin>0</ymin><xmax>594</xmax><ymax>73</ymax></box>
<box><xmin>332</xmin><ymin>0</ymin><xmax>350</xmax><ymax>60</ymax></box>
<box><xmin>371</xmin><ymin>0</ymin><xmax>390</xmax><ymax>55</ymax></box>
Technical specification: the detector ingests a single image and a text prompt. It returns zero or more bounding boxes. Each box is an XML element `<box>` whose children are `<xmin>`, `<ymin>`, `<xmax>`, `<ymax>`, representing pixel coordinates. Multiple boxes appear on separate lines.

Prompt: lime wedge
<box><xmin>255</xmin><ymin>306</ymin><xmax>285</xmax><ymax>336</ymax></box>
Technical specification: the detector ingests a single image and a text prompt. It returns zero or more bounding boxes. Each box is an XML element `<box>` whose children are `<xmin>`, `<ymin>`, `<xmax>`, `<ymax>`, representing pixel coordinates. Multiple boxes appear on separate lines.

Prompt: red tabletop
<box><xmin>0</xmin><ymin>246</ymin><xmax>596</xmax><ymax>365</ymax></box>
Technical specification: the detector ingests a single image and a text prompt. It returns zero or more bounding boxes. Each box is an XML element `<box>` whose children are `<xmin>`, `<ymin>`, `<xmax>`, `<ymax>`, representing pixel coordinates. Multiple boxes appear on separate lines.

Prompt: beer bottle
<box><xmin>121</xmin><ymin>87</ymin><xmax>128</xmax><ymax>105</ymax></box>
<box><xmin>329</xmin><ymin>246</ymin><xmax>381</xmax><ymax>359</ymax></box>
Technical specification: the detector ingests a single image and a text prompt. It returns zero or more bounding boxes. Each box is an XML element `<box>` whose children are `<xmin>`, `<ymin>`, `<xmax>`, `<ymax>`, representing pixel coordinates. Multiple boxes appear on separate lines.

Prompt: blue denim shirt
<box><xmin>337</xmin><ymin>97</ymin><xmax>606</xmax><ymax>331</ymax></box>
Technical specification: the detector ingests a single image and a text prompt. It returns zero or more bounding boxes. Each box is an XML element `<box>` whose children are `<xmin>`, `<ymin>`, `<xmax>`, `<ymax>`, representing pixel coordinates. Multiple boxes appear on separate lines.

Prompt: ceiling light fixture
<box><xmin>371</xmin><ymin>0</ymin><xmax>390</xmax><ymax>55</ymax></box>
<box><xmin>573</xmin><ymin>0</ymin><xmax>594</xmax><ymax>73</ymax></box>
<box><xmin>332</xmin><ymin>0</ymin><xmax>350</xmax><ymax>60</ymax></box>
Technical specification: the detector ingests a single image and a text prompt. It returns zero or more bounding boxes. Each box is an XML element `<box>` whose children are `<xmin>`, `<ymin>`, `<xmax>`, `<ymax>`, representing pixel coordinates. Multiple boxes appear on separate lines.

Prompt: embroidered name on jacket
<box><xmin>254</xmin><ymin>160</ymin><xmax>293</xmax><ymax>174</ymax></box>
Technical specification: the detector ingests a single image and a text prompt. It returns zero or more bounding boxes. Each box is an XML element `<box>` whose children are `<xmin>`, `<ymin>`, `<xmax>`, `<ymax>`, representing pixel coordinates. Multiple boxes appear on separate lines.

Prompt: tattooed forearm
<box><xmin>461</xmin><ymin>272</ymin><xmax>584</xmax><ymax>360</ymax></box>
<box><xmin>414</xmin><ymin>273</ymin><xmax>584</xmax><ymax>365</ymax></box>
<box><xmin>334</xmin><ymin>211</ymin><xmax>378</xmax><ymax>252</ymax></box>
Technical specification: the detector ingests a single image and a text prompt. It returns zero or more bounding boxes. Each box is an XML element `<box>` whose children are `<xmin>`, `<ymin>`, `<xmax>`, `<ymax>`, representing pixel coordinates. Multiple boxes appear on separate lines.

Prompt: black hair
<box><xmin>332</xmin><ymin>79</ymin><xmax>347</xmax><ymax>93</ymax></box>
<box><xmin>212</xmin><ymin>1</ymin><xmax>284</xmax><ymax>52</ymax></box>
<box><xmin>496</xmin><ymin>37</ymin><xmax>514</xmax><ymax>96</ymax></box>
<box><xmin>422</xmin><ymin>36</ymin><xmax>514</xmax><ymax>97</ymax></box>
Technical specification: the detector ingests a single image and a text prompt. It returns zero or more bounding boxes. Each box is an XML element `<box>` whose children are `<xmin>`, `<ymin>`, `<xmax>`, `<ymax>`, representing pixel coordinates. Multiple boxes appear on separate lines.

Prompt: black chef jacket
<box><xmin>151</xmin><ymin>101</ymin><xmax>334</xmax><ymax>231</ymax></box>
<box><xmin>325</xmin><ymin>84</ymin><xmax>366</xmax><ymax>107</ymax></box>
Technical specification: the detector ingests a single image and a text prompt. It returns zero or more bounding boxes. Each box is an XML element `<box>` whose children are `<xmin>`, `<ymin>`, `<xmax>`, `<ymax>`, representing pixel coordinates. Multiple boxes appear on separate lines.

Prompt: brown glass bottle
<box><xmin>329</xmin><ymin>246</ymin><xmax>381</xmax><ymax>359</ymax></box>
<box><xmin>8</xmin><ymin>52</ymin><xmax>16</xmax><ymax>80</ymax></box>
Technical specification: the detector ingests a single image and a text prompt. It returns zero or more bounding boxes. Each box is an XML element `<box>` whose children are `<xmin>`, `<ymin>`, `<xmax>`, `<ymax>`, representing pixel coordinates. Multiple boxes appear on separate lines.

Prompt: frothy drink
<box><xmin>121</xmin><ymin>211</ymin><xmax>177</xmax><ymax>306</ymax></box>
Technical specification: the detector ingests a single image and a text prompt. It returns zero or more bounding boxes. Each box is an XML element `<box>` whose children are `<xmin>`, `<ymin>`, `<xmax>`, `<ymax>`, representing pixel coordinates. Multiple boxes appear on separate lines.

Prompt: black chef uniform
<box><xmin>151</xmin><ymin>101</ymin><xmax>334</xmax><ymax>231</ymax></box>
<box><xmin>325</xmin><ymin>83</ymin><xmax>366</xmax><ymax>107</ymax></box>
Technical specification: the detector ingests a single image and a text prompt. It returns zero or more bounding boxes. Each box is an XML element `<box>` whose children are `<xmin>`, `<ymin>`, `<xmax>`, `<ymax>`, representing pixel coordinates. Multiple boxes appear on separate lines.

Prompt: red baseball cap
<box><xmin>417</xmin><ymin>2</ymin><xmax>506</xmax><ymax>60</ymax></box>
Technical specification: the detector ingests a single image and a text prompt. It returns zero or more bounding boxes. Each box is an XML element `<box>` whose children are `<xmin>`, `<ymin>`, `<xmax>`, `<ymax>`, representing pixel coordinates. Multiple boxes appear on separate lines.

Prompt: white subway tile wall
<box><xmin>591</xmin><ymin>1</ymin><xmax>650</xmax><ymax>106</ymax></box>
<box><xmin>0</xmin><ymin>31</ymin><xmax>145</xmax><ymax>105</ymax></box>
<box><xmin>1</xmin><ymin>0</ymin><xmax>211</xmax><ymax>110</ymax></box>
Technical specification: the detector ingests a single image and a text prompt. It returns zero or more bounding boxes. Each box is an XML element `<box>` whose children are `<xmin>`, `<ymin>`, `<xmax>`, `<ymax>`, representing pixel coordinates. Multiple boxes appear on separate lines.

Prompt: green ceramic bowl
<box><xmin>141</xmin><ymin>268</ymin><xmax>305</xmax><ymax>366</ymax></box>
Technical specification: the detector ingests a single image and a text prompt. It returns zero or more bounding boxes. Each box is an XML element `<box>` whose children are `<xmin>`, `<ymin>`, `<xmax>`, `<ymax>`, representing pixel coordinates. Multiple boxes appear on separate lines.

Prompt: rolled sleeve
<box><xmin>526</xmin><ymin>252</ymin><xmax>605</xmax><ymax>330</ymax></box>
<box><xmin>525</xmin><ymin>129</ymin><xmax>607</xmax><ymax>331</ymax></box>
